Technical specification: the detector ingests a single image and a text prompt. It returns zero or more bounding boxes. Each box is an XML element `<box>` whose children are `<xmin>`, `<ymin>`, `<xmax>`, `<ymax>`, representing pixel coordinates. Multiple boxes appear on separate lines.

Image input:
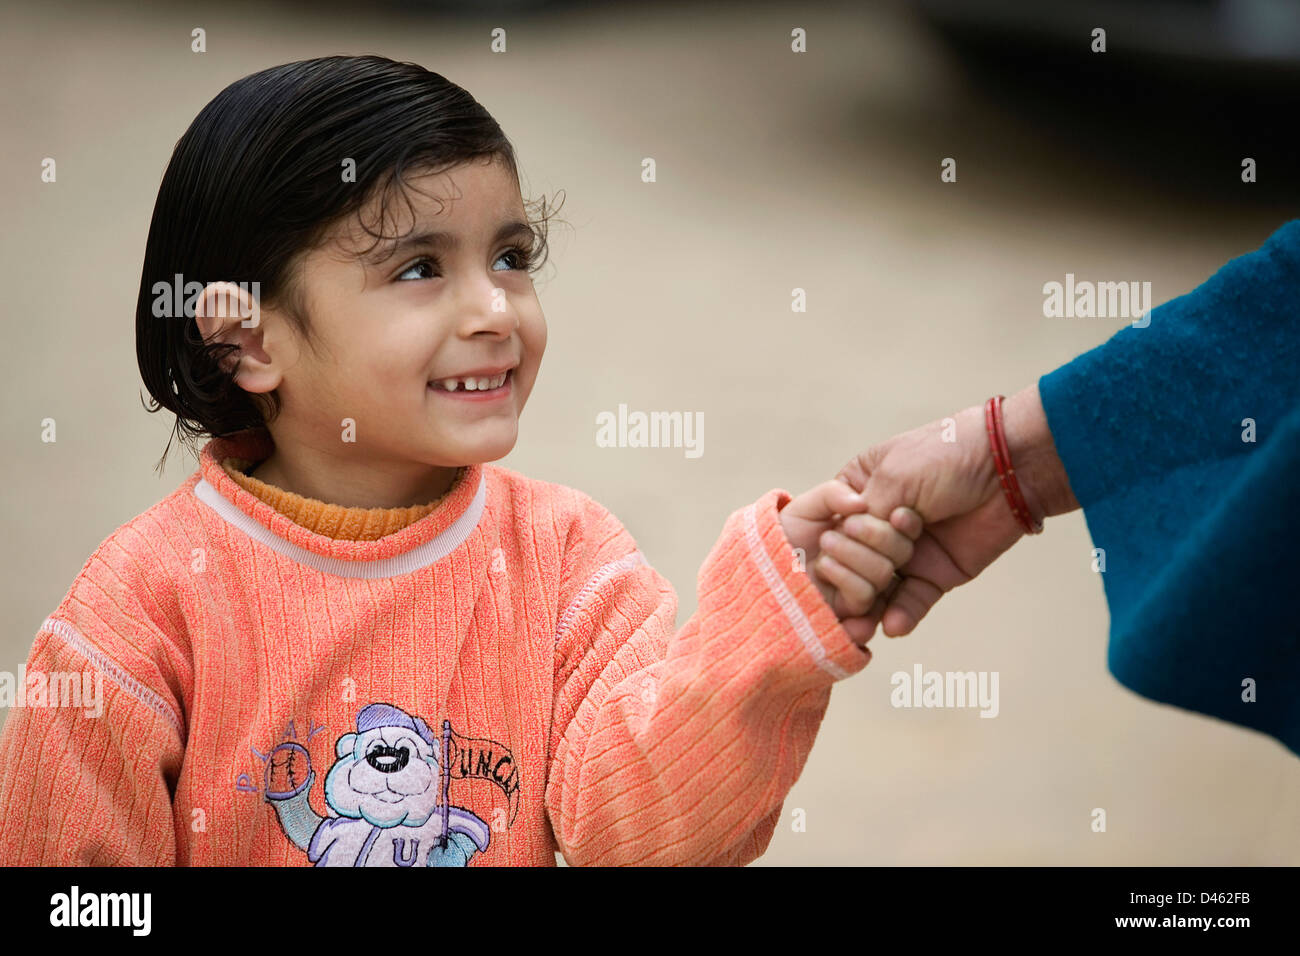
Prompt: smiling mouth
<box><xmin>429</xmin><ymin>369</ymin><xmax>514</xmax><ymax>392</ymax></box>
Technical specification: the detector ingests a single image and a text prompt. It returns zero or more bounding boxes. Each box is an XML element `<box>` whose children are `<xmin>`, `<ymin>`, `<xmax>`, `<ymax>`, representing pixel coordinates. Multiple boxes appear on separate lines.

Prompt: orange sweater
<box><xmin>0</xmin><ymin>430</ymin><xmax>870</xmax><ymax>866</ymax></box>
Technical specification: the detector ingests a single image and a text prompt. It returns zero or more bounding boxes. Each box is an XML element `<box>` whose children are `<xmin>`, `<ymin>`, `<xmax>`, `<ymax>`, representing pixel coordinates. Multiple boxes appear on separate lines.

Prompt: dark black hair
<box><xmin>136</xmin><ymin>54</ymin><xmax>560</xmax><ymax>470</ymax></box>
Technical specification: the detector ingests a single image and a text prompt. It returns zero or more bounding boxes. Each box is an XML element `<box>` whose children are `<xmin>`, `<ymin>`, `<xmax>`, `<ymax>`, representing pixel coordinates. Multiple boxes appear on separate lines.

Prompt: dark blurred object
<box><xmin>909</xmin><ymin>0</ymin><xmax>1300</xmax><ymax>203</ymax></box>
<box><xmin>913</xmin><ymin>0</ymin><xmax>1300</xmax><ymax>66</ymax></box>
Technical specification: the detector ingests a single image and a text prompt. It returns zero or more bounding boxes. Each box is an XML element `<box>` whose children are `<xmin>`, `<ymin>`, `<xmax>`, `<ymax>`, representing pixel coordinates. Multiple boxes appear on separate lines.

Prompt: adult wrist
<box><xmin>999</xmin><ymin>384</ymin><xmax>1079</xmax><ymax>523</ymax></box>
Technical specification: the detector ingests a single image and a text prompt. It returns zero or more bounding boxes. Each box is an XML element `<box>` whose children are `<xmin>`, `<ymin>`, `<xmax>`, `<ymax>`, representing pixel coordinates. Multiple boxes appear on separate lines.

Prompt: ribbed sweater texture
<box><xmin>0</xmin><ymin>430</ymin><xmax>869</xmax><ymax>866</ymax></box>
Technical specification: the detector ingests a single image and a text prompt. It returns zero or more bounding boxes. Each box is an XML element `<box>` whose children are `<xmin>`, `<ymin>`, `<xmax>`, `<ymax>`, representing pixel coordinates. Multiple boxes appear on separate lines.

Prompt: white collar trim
<box><xmin>192</xmin><ymin>471</ymin><xmax>486</xmax><ymax>579</ymax></box>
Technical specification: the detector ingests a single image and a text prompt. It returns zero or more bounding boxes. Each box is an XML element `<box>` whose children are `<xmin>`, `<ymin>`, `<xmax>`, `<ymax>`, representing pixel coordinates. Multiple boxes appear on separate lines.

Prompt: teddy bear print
<box><xmin>264</xmin><ymin>702</ymin><xmax>492</xmax><ymax>866</ymax></box>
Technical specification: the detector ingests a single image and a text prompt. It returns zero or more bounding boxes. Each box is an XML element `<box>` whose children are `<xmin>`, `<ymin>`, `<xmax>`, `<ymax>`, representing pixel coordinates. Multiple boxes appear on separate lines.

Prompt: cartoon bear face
<box><xmin>324</xmin><ymin>722</ymin><xmax>441</xmax><ymax>828</ymax></box>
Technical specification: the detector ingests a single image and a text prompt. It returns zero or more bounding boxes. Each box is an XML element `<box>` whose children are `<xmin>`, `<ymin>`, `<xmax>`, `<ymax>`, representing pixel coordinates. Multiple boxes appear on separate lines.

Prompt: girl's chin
<box><xmin>428</xmin><ymin>433</ymin><xmax>518</xmax><ymax>465</ymax></box>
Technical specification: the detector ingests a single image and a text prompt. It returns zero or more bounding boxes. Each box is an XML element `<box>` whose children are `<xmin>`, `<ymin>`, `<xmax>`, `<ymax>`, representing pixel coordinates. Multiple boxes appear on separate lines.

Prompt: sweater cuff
<box><xmin>743</xmin><ymin>488</ymin><xmax>873</xmax><ymax>682</ymax></box>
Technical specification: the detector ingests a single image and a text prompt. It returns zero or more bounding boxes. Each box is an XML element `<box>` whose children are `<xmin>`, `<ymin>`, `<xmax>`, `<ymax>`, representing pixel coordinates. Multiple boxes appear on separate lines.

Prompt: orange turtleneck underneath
<box><xmin>219</xmin><ymin>456</ymin><xmax>465</xmax><ymax>541</ymax></box>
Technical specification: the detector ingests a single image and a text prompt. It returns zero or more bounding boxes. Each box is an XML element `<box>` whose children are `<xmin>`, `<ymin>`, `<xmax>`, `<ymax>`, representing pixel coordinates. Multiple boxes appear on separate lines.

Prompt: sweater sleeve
<box><xmin>545</xmin><ymin>486</ymin><xmax>870</xmax><ymax>867</ymax></box>
<box><xmin>0</xmin><ymin>541</ymin><xmax>187</xmax><ymax>865</ymax></box>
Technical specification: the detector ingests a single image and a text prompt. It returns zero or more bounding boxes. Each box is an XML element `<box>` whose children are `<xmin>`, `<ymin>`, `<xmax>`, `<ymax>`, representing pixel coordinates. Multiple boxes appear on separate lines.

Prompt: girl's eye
<box><xmin>494</xmin><ymin>245</ymin><xmax>537</xmax><ymax>272</ymax></box>
<box><xmin>395</xmin><ymin>246</ymin><xmax>535</xmax><ymax>281</ymax></box>
<box><xmin>396</xmin><ymin>257</ymin><xmax>437</xmax><ymax>281</ymax></box>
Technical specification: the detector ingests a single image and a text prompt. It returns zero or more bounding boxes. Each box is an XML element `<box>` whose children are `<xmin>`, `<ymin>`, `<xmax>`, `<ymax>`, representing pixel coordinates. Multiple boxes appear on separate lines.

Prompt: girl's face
<box><xmin>267</xmin><ymin>157</ymin><xmax>546</xmax><ymax>473</ymax></box>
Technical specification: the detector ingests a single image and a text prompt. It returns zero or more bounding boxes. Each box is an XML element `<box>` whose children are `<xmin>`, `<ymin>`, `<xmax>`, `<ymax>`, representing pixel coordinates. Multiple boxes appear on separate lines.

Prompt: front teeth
<box><xmin>436</xmin><ymin>370</ymin><xmax>509</xmax><ymax>391</ymax></box>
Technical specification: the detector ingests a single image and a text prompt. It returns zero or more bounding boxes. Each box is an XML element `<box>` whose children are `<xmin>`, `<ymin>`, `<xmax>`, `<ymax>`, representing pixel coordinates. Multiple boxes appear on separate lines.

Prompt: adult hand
<box><xmin>834</xmin><ymin>384</ymin><xmax>1078</xmax><ymax>643</ymax></box>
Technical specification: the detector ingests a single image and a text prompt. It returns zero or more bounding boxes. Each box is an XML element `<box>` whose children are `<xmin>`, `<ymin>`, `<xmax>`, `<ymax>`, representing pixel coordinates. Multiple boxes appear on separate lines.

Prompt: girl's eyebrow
<box><xmin>366</xmin><ymin>219</ymin><xmax>533</xmax><ymax>266</ymax></box>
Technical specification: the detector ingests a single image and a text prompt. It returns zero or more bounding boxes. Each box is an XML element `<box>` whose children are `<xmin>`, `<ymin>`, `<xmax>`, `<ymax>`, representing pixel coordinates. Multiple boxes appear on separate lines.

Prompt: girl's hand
<box><xmin>833</xmin><ymin>385</ymin><xmax>1077</xmax><ymax>640</ymax></box>
<box><xmin>779</xmin><ymin>481</ymin><xmax>922</xmax><ymax>641</ymax></box>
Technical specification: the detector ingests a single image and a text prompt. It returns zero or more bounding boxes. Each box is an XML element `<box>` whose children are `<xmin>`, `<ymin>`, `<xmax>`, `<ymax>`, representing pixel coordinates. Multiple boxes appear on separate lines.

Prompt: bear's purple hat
<box><xmin>355</xmin><ymin>702</ymin><xmax>437</xmax><ymax>750</ymax></box>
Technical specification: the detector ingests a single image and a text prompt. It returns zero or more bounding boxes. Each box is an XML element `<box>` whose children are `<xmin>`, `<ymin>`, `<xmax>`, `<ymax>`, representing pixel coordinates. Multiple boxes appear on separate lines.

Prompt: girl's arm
<box><xmin>0</xmin><ymin>555</ymin><xmax>185</xmax><ymax>865</ymax></box>
<box><xmin>545</xmin><ymin>486</ymin><xmax>871</xmax><ymax>867</ymax></box>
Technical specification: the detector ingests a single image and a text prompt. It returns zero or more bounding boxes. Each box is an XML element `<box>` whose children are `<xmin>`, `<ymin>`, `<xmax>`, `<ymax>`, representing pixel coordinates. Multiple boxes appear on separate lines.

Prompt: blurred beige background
<box><xmin>2</xmin><ymin>0</ymin><xmax>1297</xmax><ymax>865</ymax></box>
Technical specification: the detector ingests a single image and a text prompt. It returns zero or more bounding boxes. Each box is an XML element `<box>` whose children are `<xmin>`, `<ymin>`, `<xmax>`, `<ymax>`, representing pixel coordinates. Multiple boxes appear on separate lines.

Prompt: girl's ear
<box><xmin>193</xmin><ymin>281</ymin><xmax>286</xmax><ymax>394</ymax></box>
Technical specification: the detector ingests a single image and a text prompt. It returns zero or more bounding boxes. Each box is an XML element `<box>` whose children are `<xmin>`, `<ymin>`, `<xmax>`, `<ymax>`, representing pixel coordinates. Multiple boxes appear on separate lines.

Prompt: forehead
<box><xmin>333</xmin><ymin>158</ymin><xmax>524</xmax><ymax>261</ymax></box>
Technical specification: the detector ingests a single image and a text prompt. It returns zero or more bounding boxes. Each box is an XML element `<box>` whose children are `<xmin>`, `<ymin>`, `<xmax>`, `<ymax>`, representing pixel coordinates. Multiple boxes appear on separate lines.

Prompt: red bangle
<box><xmin>985</xmin><ymin>395</ymin><xmax>1044</xmax><ymax>535</ymax></box>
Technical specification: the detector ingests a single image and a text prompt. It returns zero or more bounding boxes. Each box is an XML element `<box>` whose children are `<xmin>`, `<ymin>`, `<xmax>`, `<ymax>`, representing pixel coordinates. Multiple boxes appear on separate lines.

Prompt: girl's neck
<box><xmin>252</xmin><ymin>438</ymin><xmax>464</xmax><ymax>509</ymax></box>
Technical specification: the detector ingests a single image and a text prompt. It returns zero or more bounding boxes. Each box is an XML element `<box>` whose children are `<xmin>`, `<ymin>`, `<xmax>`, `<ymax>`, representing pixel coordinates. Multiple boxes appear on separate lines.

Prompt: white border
<box><xmin>554</xmin><ymin>551</ymin><xmax>647</xmax><ymax>644</ymax></box>
<box><xmin>193</xmin><ymin>472</ymin><xmax>486</xmax><ymax>579</ymax></box>
<box><xmin>742</xmin><ymin>503</ymin><xmax>851</xmax><ymax>680</ymax></box>
<box><xmin>40</xmin><ymin>616</ymin><xmax>186</xmax><ymax>738</ymax></box>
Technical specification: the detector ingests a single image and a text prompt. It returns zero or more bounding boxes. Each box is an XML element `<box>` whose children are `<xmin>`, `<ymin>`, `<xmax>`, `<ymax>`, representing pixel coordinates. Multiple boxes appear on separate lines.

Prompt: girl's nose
<box><xmin>457</xmin><ymin>281</ymin><xmax>519</xmax><ymax>337</ymax></box>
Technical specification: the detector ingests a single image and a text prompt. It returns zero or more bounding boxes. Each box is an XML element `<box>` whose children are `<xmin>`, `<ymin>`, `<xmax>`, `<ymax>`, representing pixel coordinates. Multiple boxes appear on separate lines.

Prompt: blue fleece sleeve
<box><xmin>1037</xmin><ymin>219</ymin><xmax>1300</xmax><ymax>757</ymax></box>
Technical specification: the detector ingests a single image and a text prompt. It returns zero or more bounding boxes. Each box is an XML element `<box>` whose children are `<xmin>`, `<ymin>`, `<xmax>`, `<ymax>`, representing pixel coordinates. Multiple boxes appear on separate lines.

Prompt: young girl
<box><xmin>0</xmin><ymin>55</ymin><xmax>919</xmax><ymax>866</ymax></box>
